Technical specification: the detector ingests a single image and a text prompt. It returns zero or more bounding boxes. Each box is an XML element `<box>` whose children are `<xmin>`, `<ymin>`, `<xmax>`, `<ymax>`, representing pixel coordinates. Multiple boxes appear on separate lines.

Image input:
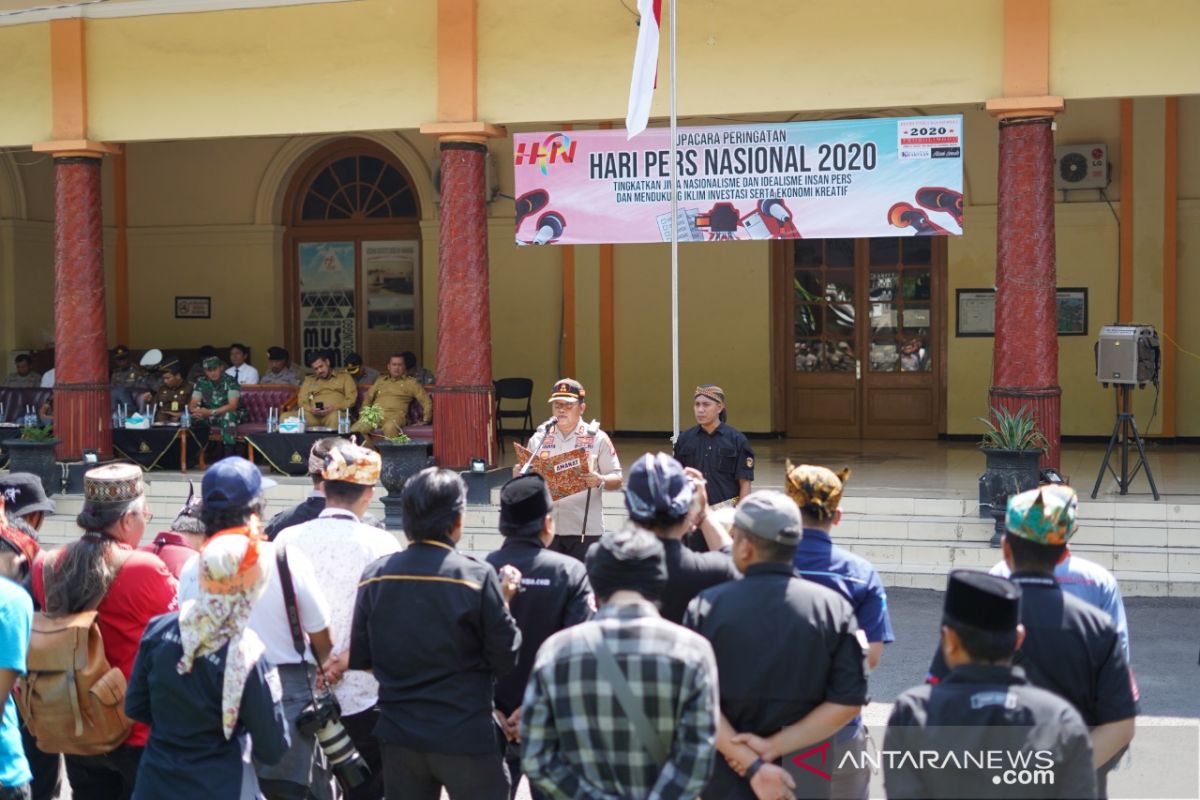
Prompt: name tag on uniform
<box><xmin>554</xmin><ymin>458</ymin><xmax>581</xmax><ymax>473</ymax></box>
<box><xmin>171</xmin><ymin>401</ymin><xmax>179</xmax><ymax>411</ymax></box>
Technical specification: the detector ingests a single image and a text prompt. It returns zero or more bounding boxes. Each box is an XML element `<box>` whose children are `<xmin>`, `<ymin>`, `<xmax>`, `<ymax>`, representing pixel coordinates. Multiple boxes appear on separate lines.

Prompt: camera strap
<box><xmin>276</xmin><ymin>545</ymin><xmax>309</xmax><ymax>660</ymax></box>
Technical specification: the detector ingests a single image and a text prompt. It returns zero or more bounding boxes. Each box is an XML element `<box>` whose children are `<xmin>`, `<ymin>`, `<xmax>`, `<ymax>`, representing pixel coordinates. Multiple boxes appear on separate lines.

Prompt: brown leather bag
<box><xmin>17</xmin><ymin>556</ymin><xmax>134</xmax><ymax>755</ymax></box>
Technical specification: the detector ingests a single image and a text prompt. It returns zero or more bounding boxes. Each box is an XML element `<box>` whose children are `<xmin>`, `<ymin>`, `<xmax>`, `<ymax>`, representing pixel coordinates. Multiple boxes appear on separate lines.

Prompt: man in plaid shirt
<box><xmin>520</xmin><ymin>527</ymin><xmax>719</xmax><ymax>799</ymax></box>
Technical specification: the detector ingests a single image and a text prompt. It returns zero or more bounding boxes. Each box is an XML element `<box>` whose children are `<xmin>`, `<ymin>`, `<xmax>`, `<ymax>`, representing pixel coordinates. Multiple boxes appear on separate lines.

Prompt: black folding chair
<box><xmin>494</xmin><ymin>378</ymin><xmax>534</xmax><ymax>448</ymax></box>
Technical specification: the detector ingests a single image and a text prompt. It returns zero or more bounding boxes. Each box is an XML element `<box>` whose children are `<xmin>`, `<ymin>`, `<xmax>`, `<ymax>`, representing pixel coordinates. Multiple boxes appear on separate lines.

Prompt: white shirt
<box><xmin>525</xmin><ymin>422</ymin><xmax>621</xmax><ymax>539</ymax></box>
<box><xmin>179</xmin><ymin>539</ymin><xmax>331</xmax><ymax>667</ymax></box>
<box><xmin>226</xmin><ymin>364</ymin><xmax>260</xmax><ymax>385</ymax></box>
<box><xmin>40</xmin><ymin>369</ymin><xmax>54</xmax><ymax>388</ymax></box>
<box><xmin>275</xmin><ymin>508</ymin><xmax>402</xmax><ymax>715</ymax></box>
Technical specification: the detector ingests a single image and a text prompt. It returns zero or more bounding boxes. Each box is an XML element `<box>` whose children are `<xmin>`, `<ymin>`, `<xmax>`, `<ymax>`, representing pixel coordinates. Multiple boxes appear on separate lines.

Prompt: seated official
<box><xmin>351</xmin><ymin>353</ymin><xmax>432</xmax><ymax>440</ymax></box>
<box><xmin>3</xmin><ymin>353</ymin><xmax>40</xmax><ymax>388</ymax></box>
<box><xmin>260</xmin><ymin>346</ymin><xmax>301</xmax><ymax>386</ymax></box>
<box><xmin>343</xmin><ymin>353</ymin><xmax>379</xmax><ymax>386</ymax></box>
<box><xmin>186</xmin><ymin>345</ymin><xmax>218</xmax><ymax>385</ymax></box>
<box><xmin>294</xmin><ymin>350</ymin><xmax>357</xmax><ymax>428</ymax></box>
<box><xmin>401</xmin><ymin>351</ymin><xmax>435</xmax><ymax>386</ymax></box>
<box><xmin>141</xmin><ymin>358</ymin><xmax>192</xmax><ymax>423</ymax></box>
<box><xmin>111</xmin><ymin>344</ymin><xmax>151</xmax><ymax>412</ymax></box>
<box><xmin>225</xmin><ymin>343</ymin><xmax>259</xmax><ymax>386</ymax></box>
<box><xmin>189</xmin><ymin>356</ymin><xmax>242</xmax><ymax>449</ymax></box>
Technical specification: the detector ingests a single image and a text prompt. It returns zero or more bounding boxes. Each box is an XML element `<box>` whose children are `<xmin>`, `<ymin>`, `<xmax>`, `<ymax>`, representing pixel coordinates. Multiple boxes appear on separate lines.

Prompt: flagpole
<box><xmin>669</xmin><ymin>0</ymin><xmax>680</xmax><ymax>444</ymax></box>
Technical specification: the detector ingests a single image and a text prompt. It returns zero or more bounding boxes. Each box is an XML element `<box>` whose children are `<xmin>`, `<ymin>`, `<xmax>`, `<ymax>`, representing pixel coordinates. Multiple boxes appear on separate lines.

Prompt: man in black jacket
<box><xmin>350</xmin><ymin>467</ymin><xmax>523</xmax><ymax>800</ymax></box>
<box><xmin>485</xmin><ymin>475</ymin><xmax>594</xmax><ymax>799</ymax></box>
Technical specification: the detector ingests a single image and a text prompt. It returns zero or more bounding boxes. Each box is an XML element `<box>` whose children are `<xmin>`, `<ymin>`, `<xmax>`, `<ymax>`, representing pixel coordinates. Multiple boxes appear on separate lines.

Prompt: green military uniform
<box><xmin>152</xmin><ymin>381</ymin><xmax>194</xmax><ymax>422</ymax></box>
<box><xmin>191</xmin><ymin>374</ymin><xmax>242</xmax><ymax>445</ymax></box>
<box><xmin>352</xmin><ymin>375</ymin><xmax>432</xmax><ymax>438</ymax></box>
<box><xmin>296</xmin><ymin>370</ymin><xmax>357</xmax><ymax>428</ymax></box>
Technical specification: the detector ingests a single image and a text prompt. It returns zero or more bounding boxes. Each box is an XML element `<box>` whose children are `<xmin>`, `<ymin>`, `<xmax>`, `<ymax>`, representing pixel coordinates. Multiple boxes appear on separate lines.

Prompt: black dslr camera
<box><xmin>296</xmin><ymin>691</ymin><xmax>371</xmax><ymax>790</ymax></box>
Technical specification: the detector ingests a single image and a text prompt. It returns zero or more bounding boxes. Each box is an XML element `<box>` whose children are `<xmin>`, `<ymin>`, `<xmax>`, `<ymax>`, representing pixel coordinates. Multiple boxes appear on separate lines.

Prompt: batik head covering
<box><xmin>177</xmin><ymin>529</ymin><xmax>268</xmax><ymax>738</ymax></box>
<box><xmin>1006</xmin><ymin>485</ymin><xmax>1078</xmax><ymax>546</ymax></box>
<box><xmin>694</xmin><ymin>384</ymin><xmax>725</xmax><ymax>404</ymax></box>
<box><xmin>322</xmin><ymin>442</ymin><xmax>381</xmax><ymax>485</ymax></box>
<box><xmin>784</xmin><ymin>461</ymin><xmax>851</xmax><ymax>522</ymax></box>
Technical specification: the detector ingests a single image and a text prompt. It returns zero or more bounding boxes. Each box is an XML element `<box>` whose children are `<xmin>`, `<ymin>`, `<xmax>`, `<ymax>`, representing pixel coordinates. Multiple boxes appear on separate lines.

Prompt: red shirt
<box><xmin>138</xmin><ymin>531</ymin><xmax>197</xmax><ymax>580</ymax></box>
<box><xmin>33</xmin><ymin>543</ymin><xmax>179</xmax><ymax>748</ymax></box>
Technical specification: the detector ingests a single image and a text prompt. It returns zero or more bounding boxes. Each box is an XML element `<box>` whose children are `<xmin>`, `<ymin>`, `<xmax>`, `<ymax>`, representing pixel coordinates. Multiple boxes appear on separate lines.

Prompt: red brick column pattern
<box><xmin>989</xmin><ymin>117</ymin><xmax>1061</xmax><ymax>470</ymax></box>
<box><xmin>432</xmin><ymin>140</ymin><xmax>495</xmax><ymax>468</ymax></box>
<box><xmin>53</xmin><ymin>156</ymin><xmax>112</xmax><ymax>460</ymax></box>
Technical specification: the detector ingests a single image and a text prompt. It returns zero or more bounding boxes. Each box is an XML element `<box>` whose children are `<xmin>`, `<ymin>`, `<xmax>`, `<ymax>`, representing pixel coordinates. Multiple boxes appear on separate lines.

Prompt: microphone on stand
<box><xmin>519</xmin><ymin>417</ymin><xmax>558</xmax><ymax>475</ymax></box>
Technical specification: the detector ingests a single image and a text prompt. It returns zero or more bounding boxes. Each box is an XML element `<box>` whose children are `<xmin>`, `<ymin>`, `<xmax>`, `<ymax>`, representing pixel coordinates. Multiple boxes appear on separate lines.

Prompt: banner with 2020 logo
<box><xmin>512</xmin><ymin>115</ymin><xmax>963</xmax><ymax>245</ymax></box>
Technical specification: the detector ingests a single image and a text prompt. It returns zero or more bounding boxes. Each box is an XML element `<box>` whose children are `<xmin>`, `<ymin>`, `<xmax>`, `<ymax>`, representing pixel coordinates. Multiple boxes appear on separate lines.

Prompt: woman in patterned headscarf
<box><xmin>125</xmin><ymin>531</ymin><xmax>289</xmax><ymax>800</ymax></box>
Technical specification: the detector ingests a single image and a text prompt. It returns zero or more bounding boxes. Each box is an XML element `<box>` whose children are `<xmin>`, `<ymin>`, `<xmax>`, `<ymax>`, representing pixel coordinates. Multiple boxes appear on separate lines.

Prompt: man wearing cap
<box><xmin>352</xmin><ymin>353</ymin><xmax>431</xmax><ymax>441</ymax></box>
<box><xmin>885</xmin><ymin>571</ymin><xmax>1096</xmax><ymax>799</ymax></box>
<box><xmin>624</xmin><ymin>453</ymin><xmax>739</xmax><ymax>625</ymax></box>
<box><xmin>31</xmin><ymin>464</ymin><xmax>178</xmax><ymax>799</ymax></box>
<box><xmin>262</xmin><ymin>438</ymin><xmax>388</xmax><ymax>541</ymax></box>
<box><xmin>2</xmin><ymin>354</ymin><xmax>40</xmax><ymax>388</ymax></box>
<box><xmin>485</xmin><ymin>474</ymin><xmax>595</xmax><ymax>798</ymax></box>
<box><xmin>0</xmin><ymin>497</ymin><xmax>36</xmax><ymax>800</ymax></box>
<box><xmin>186</xmin><ymin>345</ymin><xmax>218</xmax><ymax>385</ymax></box>
<box><xmin>189</xmin><ymin>355</ymin><xmax>243</xmax><ymax>451</ymax></box>
<box><xmin>989</xmin><ymin>485</ymin><xmax>1131</xmax><ymax>663</ymax></box>
<box><xmin>140</xmin><ymin>358</ymin><xmax>193</xmax><ymax>423</ymax></box>
<box><xmin>179</xmin><ymin>457</ymin><xmax>338</xmax><ymax>800</ymax></box>
<box><xmin>111</xmin><ymin>345</ymin><xmax>149</xmax><ymax>412</ymax></box>
<box><xmin>516</xmin><ymin>378</ymin><xmax>622</xmax><ymax>562</ymax></box>
<box><xmin>343</xmin><ymin>353</ymin><xmax>380</xmax><ymax>386</ymax></box>
<box><xmin>684</xmin><ymin>490</ymin><xmax>868</xmax><ymax>800</ymax></box>
<box><xmin>350</xmin><ymin>467</ymin><xmax>522</xmax><ymax>799</ymax></box>
<box><xmin>927</xmin><ymin>485</ymin><xmax>1137</xmax><ymax>797</ymax></box>
<box><xmin>673</xmin><ymin>384</ymin><xmax>755</xmax><ymax>509</ymax></box>
<box><xmin>276</xmin><ymin>442</ymin><xmax>400</xmax><ymax>800</ymax></box>
<box><xmin>226</xmin><ymin>343</ymin><xmax>260</xmax><ymax>386</ymax></box>
<box><xmin>261</xmin><ymin>346</ymin><xmax>301</xmax><ymax>386</ymax></box>
<box><xmin>0</xmin><ymin>474</ymin><xmax>54</xmax><ymax>539</ymax></box>
<box><xmin>521</xmin><ymin>527</ymin><xmax>720</xmax><ymax>800</ymax></box>
<box><xmin>296</xmin><ymin>352</ymin><xmax>357</xmax><ymax>429</ymax></box>
<box><xmin>786</xmin><ymin>462</ymin><xmax>894</xmax><ymax>800</ymax></box>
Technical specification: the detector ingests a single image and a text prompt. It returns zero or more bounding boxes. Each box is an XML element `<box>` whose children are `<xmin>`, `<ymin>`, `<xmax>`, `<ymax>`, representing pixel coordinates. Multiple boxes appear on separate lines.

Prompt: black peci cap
<box><xmin>943</xmin><ymin>570</ymin><xmax>1021</xmax><ymax>632</ymax></box>
<box><xmin>499</xmin><ymin>474</ymin><xmax>552</xmax><ymax>537</ymax></box>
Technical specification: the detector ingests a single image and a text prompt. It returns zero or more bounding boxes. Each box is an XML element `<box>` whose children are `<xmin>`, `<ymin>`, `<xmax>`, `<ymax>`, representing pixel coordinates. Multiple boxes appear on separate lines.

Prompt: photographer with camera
<box><xmin>350</xmin><ymin>467</ymin><xmax>523</xmax><ymax>799</ymax></box>
<box><xmin>276</xmin><ymin>441</ymin><xmax>400</xmax><ymax>799</ymax></box>
<box><xmin>179</xmin><ymin>457</ymin><xmax>339</xmax><ymax>800</ymax></box>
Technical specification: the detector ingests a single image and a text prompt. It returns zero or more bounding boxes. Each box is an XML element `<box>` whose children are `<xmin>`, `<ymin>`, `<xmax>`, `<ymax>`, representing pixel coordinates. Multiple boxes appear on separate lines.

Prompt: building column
<box><xmin>53</xmin><ymin>154</ymin><xmax>112</xmax><ymax>460</ymax></box>
<box><xmin>430</xmin><ymin>137</ymin><xmax>494</xmax><ymax>468</ymax></box>
<box><xmin>989</xmin><ymin>116</ymin><xmax>1060</xmax><ymax>469</ymax></box>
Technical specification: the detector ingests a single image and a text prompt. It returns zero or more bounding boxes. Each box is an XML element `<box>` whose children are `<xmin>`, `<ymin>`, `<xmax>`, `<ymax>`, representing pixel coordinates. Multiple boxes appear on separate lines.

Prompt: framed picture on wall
<box><xmin>174</xmin><ymin>296</ymin><xmax>211</xmax><ymax>319</ymax></box>
<box><xmin>955</xmin><ymin>287</ymin><xmax>1088</xmax><ymax>337</ymax></box>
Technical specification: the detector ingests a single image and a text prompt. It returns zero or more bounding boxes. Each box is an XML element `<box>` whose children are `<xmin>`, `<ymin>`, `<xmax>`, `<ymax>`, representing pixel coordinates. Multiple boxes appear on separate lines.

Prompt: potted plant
<box><xmin>375</xmin><ymin>430</ymin><xmax>430</xmax><ymax>529</ymax></box>
<box><xmin>978</xmin><ymin>405</ymin><xmax>1046</xmax><ymax>547</ymax></box>
<box><xmin>8</xmin><ymin>424</ymin><xmax>61</xmax><ymax>497</ymax></box>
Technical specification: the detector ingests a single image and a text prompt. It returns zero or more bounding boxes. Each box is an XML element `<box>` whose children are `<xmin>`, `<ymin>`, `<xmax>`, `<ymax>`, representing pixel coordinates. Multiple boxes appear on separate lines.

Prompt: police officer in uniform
<box><xmin>295</xmin><ymin>350</ymin><xmax>357</xmax><ymax>428</ymax></box>
<box><xmin>927</xmin><ymin>485</ymin><xmax>1138</xmax><ymax>798</ymax></box>
<box><xmin>485</xmin><ymin>474</ymin><xmax>594</xmax><ymax>800</ymax></box>
<box><xmin>352</xmin><ymin>353</ymin><xmax>432</xmax><ymax>439</ymax></box>
<box><xmin>674</xmin><ymin>384</ymin><xmax>755</xmax><ymax>507</ymax></box>
<box><xmin>786</xmin><ymin>463</ymin><xmax>894</xmax><ymax>800</ymax></box>
<box><xmin>141</xmin><ymin>358</ymin><xmax>192</xmax><ymax>423</ymax></box>
<box><xmin>684</xmin><ymin>491</ymin><xmax>868</xmax><ymax>800</ymax></box>
<box><xmin>885</xmin><ymin>571</ymin><xmax>1096</xmax><ymax>799</ymax></box>
<box><xmin>110</xmin><ymin>344</ymin><xmax>148</xmax><ymax>411</ymax></box>
<box><xmin>515</xmin><ymin>379</ymin><xmax>622</xmax><ymax>562</ymax></box>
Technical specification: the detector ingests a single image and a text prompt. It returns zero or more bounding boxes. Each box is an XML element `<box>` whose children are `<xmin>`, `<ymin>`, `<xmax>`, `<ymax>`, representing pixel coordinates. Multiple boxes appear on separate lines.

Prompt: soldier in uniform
<box><xmin>515</xmin><ymin>379</ymin><xmax>622</xmax><ymax>562</ymax></box>
<box><xmin>110</xmin><ymin>344</ymin><xmax>148</xmax><ymax>411</ymax></box>
<box><xmin>2</xmin><ymin>353</ymin><xmax>41</xmax><ymax>387</ymax></box>
<box><xmin>260</xmin><ymin>346</ymin><xmax>301</xmax><ymax>386</ymax></box>
<box><xmin>344</xmin><ymin>352</ymin><xmax>380</xmax><ymax>386</ymax></box>
<box><xmin>885</xmin><ymin>571</ymin><xmax>1096</xmax><ymax>799</ymax></box>
<box><xmin>927</xmin><ymin>485</ymin><xmax>1138</xmax><ymax>798</ymax></box>
<box><xmin>352</xmin><ymin>353</ymin><xmax>431</xmax><ymax>440</ymax></box>
<box><xmin>485</xmin><ymin>474</ymin><xmax>594</xmax><ymax>800</ymax></box>
<box><xmin>295</xmin><ymin>351</ymin><xmax>357</xmax><ymax>429</ymax></box>
<box><xmin>673</xmin><ymin>384</ymin><xmax>755</xmax><ymax>507</ymax></box>
<box><xmin>683</xmin><ymin>491</ymin><xmax>868</xmax><ymax>800</ymax></box>
<box><xmin>140</xmin><ymin>358</ymin><xmax>192</xmax><ymax>423</ymax></box>
<box><xmin>786</xmin><ymin>463</ymin><xmax>894</xmax><ymax>800</ymax></box>
<box><xmin>189</xmin><ymin>355</ymin><xmax>243</xmax><ymax>451</ymax></box>
<box><xmin>186</xmin><ymin>345</ymin><xmax>218</xmax><ymax>385</ymax></box>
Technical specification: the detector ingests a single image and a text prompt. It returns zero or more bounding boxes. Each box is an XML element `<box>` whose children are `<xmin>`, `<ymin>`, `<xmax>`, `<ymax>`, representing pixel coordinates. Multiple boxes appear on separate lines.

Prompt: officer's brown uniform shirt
<box><xmin>354</xmin><ymin>375</ymin><xmax>431</xmax><ymax>437</ymax></box>
<box><xmin>152</xmin><ymin>381</ymin><xmax>194</xmax><ymax>421</ymax></box>
<box><xmin>297</xmin><ymin>371</ymin><xmax>357</xmax><ymax>427</ymax></box>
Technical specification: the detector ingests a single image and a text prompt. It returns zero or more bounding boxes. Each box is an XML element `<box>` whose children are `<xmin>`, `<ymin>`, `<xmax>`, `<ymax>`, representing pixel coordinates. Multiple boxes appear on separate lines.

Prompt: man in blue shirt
<box><xmin>0</xmin><ymin>503</ymin><xmax>35</xmax><ymax>798</ymax></box>
<box><xmin>786</xmin><ymin>462</ymin><xmax>893</xmax><ymax>800</ymax></box>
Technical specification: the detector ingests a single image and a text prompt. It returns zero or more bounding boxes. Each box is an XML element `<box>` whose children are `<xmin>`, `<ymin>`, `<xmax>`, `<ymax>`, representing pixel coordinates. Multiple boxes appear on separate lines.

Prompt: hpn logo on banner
<box><xmin>514</xmin><ymin>133</ymin><xmax>577</xmax><ymax>176</ymax></box>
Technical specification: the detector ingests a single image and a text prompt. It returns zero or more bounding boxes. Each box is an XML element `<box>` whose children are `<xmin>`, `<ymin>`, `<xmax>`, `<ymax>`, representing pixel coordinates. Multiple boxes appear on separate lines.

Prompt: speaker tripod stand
<box><xmin>1090</xmin><ymin>383</ymin><xmax>1160</xmax><ymax>500</ymax></box>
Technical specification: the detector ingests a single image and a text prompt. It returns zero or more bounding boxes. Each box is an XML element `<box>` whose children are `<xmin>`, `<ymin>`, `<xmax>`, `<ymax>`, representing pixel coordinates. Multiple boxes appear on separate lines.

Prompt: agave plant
<box><xmin>977</xmin><ymin>405</ymin><xmax>1046</xmax><ymax>451</ymax></box>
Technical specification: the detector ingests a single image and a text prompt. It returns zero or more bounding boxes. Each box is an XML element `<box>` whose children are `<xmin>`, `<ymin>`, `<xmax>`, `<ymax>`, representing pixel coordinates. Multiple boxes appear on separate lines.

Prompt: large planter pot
<box><xmin>980</xmin><ymin>447</ymin><xmax>1044</xmax><ymax>547</ymax></box>
<box><xmin>377</xmin><ymin>441</ymin><xmax>431</xmax><ymax>530</ymax></box>
<box><xmin>7</xmin><ymin>438</ymin><xmax>62</xmax><ymax>497</ymax></box>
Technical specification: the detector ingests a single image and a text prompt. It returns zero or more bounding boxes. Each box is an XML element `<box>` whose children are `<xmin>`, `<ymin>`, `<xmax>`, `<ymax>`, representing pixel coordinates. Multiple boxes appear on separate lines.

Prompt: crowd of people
<box><xmin>0</xmin><ymin>378</ymin><xmax>1140</xmax><ymax>800</ymax></box>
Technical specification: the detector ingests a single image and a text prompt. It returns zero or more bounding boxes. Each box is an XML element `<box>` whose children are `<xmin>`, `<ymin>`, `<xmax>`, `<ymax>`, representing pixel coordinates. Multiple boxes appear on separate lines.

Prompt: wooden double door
<box><xmin>780</xmin><ymin>237</ymin><xmax>946</xmax><ymax>439</ymax></box>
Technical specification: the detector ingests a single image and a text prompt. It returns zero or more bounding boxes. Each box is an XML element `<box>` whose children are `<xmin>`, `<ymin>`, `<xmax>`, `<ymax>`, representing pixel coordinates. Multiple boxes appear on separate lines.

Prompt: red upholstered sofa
<box><xmin>354</xmin><ymin>384</ymin><xmax>433</xmax><ymax>443</ymax></box>
<box><xmin>0</xmin><ymin>387</ymin><xmax>52</xmax><ymax>422</ymax></box>
<box><xmin>235</xmin><ymin>385</ymin><xmax>299</xmax><ymax>436</ymax></box>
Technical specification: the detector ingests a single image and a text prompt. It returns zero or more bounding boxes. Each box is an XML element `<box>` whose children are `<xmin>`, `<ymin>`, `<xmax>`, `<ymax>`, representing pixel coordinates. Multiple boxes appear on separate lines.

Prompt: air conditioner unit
<box><xmin>1054</xmin><ymin>144</ymin><xmax>1108</xmax><ymax>190</ymax></box>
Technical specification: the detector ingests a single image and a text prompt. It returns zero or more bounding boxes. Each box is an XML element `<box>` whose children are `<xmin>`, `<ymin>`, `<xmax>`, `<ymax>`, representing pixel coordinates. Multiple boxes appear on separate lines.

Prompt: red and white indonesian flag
<box><xmin>625</xmin><ymin>0</ymin><xmax>662</xmax><ymax>139</ymax></box>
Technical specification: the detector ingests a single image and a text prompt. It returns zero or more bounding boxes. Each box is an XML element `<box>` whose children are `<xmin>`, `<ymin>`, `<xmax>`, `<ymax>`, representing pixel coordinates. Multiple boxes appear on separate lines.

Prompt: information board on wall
<box><xmin>513</xmin><ymin>116</ymin><xmax>963</xmax><ymax>245</ymax></box>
